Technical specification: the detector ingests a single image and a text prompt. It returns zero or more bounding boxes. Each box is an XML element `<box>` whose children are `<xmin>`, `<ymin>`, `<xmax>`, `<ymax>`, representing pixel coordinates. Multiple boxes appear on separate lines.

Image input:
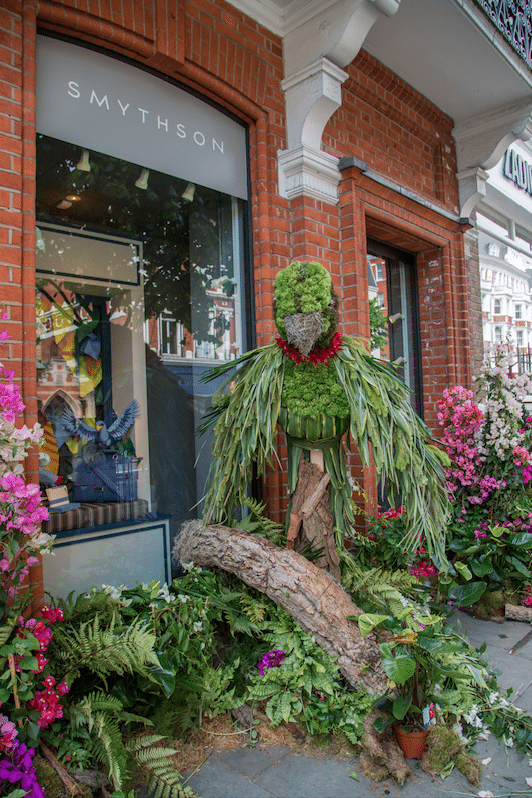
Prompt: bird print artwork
<box><xmin>57</xmin><ymin>400</ymin><xmax>140</xmax><ymax>450</ymax></box>
<box><xmin>199</xmin><ymin>260</ymin><xmax>450</xmax><ymax>564</ymax></box>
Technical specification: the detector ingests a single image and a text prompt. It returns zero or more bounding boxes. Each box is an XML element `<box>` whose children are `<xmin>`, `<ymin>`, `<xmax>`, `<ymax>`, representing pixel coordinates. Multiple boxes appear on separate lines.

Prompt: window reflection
<box><xmin>36</xmin><ymin>135</ymin><xmax>247</xmax><ymax>559</ymax></box>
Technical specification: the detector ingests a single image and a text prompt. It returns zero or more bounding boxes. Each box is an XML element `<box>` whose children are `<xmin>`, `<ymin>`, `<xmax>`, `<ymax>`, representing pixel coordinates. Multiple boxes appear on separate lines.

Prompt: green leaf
<box><xmin>509</xmin><ymin>533</ymin><xmax>532</xmax><ymax>548</ymax></box>
<box><xmin>454</xmin><ymin>561</ymin><xmax>472</xmax><ymax>580</ymax></box>
<box><xmin>18</xmin><ymin>655</ymin><xmax>39</xmax><ymax>671</ymax></box>
<box><xmin>393</xmin><ymin>693</ymin><xmax>412</xmax><ymax>721</ymax></box>
<box><xmin>349</xmin><ymin>771</ymin><xmax>359</xmax><ymax>781</ymax></box>
<box><xmin>357</xmin><ymin>613</ymin><xmax>389</xmax><ymax>638</ymax></box>
<box><xmin>379</xmin><ymin>643</ymin><xmax>416</xmax><ymax>685</ymax></box>
<box><xmin>447</xmin><ymin>581</ymin><xmax>486</xmax><ymax>606</ymax></box>
<box><xmin>373</xmin><ymin>714</ymin><xmax>394</xmax><ymax>734</ymax></box>
<box><xmin>508</xmin><ymin>556</ymin><xmax>530</xmax><ymax>577</ymax></box>
<box><xmin>147</xmin><ymin>659</ymin><xmax>175</xmax><ymax>698</ymax></box>
<box><xmin>469</xmin><ymin>558</ymin><xmax>493</xmax><ymax>577</ymax></box>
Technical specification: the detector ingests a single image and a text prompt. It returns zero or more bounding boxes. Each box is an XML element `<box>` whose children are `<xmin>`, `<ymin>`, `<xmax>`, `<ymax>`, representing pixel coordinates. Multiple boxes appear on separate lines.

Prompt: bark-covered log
<box><xmin>505</xmin><ymin>603</ymin><xmax>532</xmax><ymax>623</ymax></box>
<box><xmin>174</xmin><ymin>520</ymin><xmax>386</xmax><ymax>694</ymax></box>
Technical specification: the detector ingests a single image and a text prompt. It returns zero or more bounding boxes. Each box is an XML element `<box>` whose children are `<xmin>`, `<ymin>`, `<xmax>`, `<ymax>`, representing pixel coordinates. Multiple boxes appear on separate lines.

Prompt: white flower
<box><xmin>453</xmin><ymin>722</ymin><xmax>469</xmax><ymax>745</ymax></box>
<box><xmin>481</xmin><ymin>758</ymin><xmax>491</xmax><ymax>766</ymax></box>
<box><xmin>477</xmin><ymin>791</ymin><xmax>494</xmax><ymax>798</ymax></box>
<box><xmin>101</xmin><ymin>585</ymin><xmax>121</xmax><ymax>599</ymax></box>
<box><xmin>478</xmin><ymin>730</ymin><xmax>491</xmax><ymax>741</ymax></box>
<box><xmin>157</xmin><ymin>585</ymin><xmax>171</xmax><ymax>603</ymax></box>
<box><xmin>504</xmin><ymin>736</ymin><xmax>514</xmax><ymax>748</ymax></box>
<box><xmin>177</xmin><ymin>594</ymin><xmax>189</xmax><ymax>604</ymax></box>
<box><xmin>193</xmin><ymin>621</ymin><xmax>203</xmax><ymax>633</ymax></box>
<box><xmin>181</xmin><ymin>561</ymin><xmax>195</xmax><ymax>572</ymax></box>
<box><xmin>526</xmin><ymin>777</ymin><xmax>532</xmax><ymax>788</ymax></box>
<box><xmin>488</xmin><ymin>692</ymin><xmax>498</xmax><ymax>705</ymax></box>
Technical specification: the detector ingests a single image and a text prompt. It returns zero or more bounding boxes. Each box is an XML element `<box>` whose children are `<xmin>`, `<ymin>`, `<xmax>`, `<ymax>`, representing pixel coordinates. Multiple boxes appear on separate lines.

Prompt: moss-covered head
<box><xmin>273</xmin><ymin>261</ymin><xmax>339</xmax><ymax>351</ymax></box>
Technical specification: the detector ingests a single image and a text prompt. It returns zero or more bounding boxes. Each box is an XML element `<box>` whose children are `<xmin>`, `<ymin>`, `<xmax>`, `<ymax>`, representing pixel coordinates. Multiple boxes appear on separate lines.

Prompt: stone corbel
<box><xmin>278</xmin><ymin>0</ymin><xmax>401</xmax><ymax>205</ymax></box>
<box><xmin>453</xmin><ymin>98</ymin><xmax>532</xmax><ymax>216</ymax></box>
<box><xmin>456</xmin><ymin>167</ymin><xmax>489</xmax><ymax>220</ymax></box>
<box><xmin>278</xmin><ymin>58</ymin><xmax>347</xmax><ymax>204</ymax></box>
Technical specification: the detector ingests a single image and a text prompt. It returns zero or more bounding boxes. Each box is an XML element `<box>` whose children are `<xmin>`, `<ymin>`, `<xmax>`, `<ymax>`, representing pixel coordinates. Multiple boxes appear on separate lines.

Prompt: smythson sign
<box><xmin>36</xmin><ymin>36</ymin><xmax>248</xmax><ymax>200</ymax></box>
<box><xmin>502</xmin><ymin>148</ymin><xmax>532</xmax><ymax>197</ymax></box>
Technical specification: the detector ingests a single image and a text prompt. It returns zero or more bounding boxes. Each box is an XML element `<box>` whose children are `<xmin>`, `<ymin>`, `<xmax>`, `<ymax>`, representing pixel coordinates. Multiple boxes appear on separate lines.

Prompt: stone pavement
<box><xmin>185</xmin><ymin>611</ymin><xmax>532</xmax><ymax>798</ymax></box>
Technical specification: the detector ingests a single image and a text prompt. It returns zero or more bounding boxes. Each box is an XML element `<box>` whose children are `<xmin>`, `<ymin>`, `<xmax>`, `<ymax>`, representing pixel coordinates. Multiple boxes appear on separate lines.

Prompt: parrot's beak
<box><xmin>283</xmin><ymin>311</ymin><xmax>324</xmax><ymax>357</ymax></box>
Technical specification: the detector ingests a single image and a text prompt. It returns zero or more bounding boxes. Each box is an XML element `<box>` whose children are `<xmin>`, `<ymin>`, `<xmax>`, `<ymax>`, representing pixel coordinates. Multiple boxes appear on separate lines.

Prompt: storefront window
<box><xmin>35</xmin><ymin>134</ymin><xmax>248</xmax><ymax>560</ymax></box>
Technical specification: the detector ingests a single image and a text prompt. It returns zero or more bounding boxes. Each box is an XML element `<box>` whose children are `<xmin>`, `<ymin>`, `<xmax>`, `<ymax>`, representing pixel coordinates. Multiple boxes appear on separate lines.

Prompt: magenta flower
<box><xmin>258</xmin><ymin>649</ymin><xmax>287</xmax><ymax>674</ymax></box>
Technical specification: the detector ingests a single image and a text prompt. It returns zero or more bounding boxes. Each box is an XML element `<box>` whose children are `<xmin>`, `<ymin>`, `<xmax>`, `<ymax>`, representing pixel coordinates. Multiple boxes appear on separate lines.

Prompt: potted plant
<box><xmin>357</xmin><ymin>608</ymin><xmax>449</xmax><ymax>759</ymax></box>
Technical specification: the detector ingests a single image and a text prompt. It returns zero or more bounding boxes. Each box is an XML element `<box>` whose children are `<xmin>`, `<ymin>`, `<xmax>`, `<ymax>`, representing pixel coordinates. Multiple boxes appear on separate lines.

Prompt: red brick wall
<box><xmin>1</xmin><ymin>0</ymin><xmax>475</xmax><ymax>536</ymax></box>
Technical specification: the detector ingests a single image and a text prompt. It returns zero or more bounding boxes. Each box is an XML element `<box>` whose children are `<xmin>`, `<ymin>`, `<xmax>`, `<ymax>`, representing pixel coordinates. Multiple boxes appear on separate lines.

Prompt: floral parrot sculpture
<box><xmin>200</xmin><ymin>260</ymin><xmax>449</xmax><ymax>564</ymax></box>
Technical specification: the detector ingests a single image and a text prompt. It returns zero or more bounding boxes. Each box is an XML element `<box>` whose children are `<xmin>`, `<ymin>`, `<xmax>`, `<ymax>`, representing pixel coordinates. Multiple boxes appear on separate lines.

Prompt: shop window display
<box><xmin>35</xmin><ymin>135</ymin><xmax>247</xmax><ymax>560</ymax></box>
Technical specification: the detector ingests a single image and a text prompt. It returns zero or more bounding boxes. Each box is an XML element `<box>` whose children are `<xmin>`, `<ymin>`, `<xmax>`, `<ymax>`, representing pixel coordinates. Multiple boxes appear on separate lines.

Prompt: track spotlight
<box><xmin>135</xmin><ymin>168</ymin><xmax>149</xmax><ymax>190</ymax></box>
<box><xmin>182</xmin><ymin>182</ymin><xmax>195</xmax><ymax>202</ymax></box>
<box><xmin>76</xmin><ymin>149</ymin><xmax>91</xmax><ymax>172</ymax></box>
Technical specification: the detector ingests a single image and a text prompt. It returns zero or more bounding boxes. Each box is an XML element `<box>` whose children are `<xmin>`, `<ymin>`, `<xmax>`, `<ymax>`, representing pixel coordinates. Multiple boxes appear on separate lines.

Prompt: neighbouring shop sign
<box><xmin>36</xmin><ymin>35</ymin><xmax>248</xmax><ymax>200</ymax></box>
<box><xmin>503</xmin><ymin>148</ymin><xmax>532</xmax><ymax>197</ymax></box>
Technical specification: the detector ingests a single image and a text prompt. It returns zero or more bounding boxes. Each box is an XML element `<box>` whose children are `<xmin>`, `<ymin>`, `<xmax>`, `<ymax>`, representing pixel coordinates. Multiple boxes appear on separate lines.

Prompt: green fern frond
<box><xmin>76</xmin><ymin>706</ymin><xmax>128</xmax><ymax>789</ymax></box>
<box><xmin>127</xmin><ymin>734</ymin><xmax>197</xmax><ymax>798</ymax></box>
<box><xmin>56</xmin><ymin>614</ymin><xmax>158</xmax><ymax>680</ymax></box>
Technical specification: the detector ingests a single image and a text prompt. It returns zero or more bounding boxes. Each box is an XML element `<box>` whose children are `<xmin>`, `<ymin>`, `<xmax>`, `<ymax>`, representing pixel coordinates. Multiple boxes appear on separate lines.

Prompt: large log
<box><xmin>174</xmin><ymin>521</ymin><xmax>386</xmax><ymax>694</ymax></box>
<box><xmin>505</xmin><ymin>603</ymin><xmax>532</xmax><ymax>623</ymax></box>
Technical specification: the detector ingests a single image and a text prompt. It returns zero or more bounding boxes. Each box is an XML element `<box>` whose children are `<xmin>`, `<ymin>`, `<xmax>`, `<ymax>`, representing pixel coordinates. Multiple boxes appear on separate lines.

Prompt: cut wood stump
<box><xmin>174</xmin><ymin>521</ymin><xmax>386</xmax><ymax>694</ymax></box>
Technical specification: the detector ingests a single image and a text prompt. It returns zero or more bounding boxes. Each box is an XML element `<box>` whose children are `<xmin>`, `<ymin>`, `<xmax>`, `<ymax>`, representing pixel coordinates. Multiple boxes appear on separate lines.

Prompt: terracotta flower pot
<box><xmin>394</xmin><ymin>724</ymin><xmax>428</xmax><ymax>759</ymax></box>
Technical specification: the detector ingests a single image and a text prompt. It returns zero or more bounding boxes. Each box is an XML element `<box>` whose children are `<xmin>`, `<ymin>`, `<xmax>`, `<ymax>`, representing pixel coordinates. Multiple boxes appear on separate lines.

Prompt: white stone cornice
<box><xmin>278</xmin><ymin>144</ymin><xmax>341</xmax><ymax>203</ymax></box>
<box><xmin>282</xmin><ymin>58</ymin><xmax>347</xmax><ymax>150</ymax></box>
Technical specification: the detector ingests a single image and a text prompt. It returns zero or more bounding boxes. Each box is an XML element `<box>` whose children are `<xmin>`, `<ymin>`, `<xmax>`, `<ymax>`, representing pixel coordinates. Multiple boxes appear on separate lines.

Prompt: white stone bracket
<box><xmin>454</xmin><ymin>98</ymin><xmax>532</xmax><ymax>218</ymax></box>
<box><xmin>278</xmin><ymin>0</ymin><xmax>401</xmax><ymax>205</ymax></box>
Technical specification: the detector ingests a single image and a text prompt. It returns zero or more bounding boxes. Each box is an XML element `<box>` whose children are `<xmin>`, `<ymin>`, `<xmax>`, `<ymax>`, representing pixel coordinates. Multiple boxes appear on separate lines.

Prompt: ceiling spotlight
<box><xmin>182</xmin><ymin>182</ymin><xmax>195</xmax><ymax>202</ymax></box>
<box><xmin>56</xmin><ymin>200</ymin><xmax>72</xmax><ymax>209</ymax></box>
<box><xmin>65</xmin><ymin>195</ymin><xmax>81</xmax><ymax>202</ymax></box>
<box><xmin>135</xmin><ymin>168</ymin><xmax>150</xmax><ymax>190</ymax></box>
<box><xmin>76</xmin><ymin>149</ymin><xmax>91</xmax><ymax>172</ymax></box>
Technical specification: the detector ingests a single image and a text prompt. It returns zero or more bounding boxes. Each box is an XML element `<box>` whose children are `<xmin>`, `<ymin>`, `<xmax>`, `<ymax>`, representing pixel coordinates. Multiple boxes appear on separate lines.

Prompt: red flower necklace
<box><xmin>275</xmin><ymin>331</ymin><xmax>343</xmax><ymax>366</ymax></box>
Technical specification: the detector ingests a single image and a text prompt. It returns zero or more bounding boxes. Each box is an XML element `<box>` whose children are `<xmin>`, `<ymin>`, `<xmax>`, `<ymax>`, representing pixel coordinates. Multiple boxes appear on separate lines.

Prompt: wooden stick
<box><xmin>301</xmin><ymin>472</ymin><xmax>331</xmax><ymax>518</ymax></box>
<box><xmin>286</xmin><ymin>511</ymin><xmax>302</xmax><ymax>549</ymax></box>
<box><xmin>7</xmin><ymin>653</ymin><xmax>23</xmax><ymax>728</ymax></box>
<box><xmin>40</xmin><ymin>742</ymin><xmax>85</xmax><ymax>795</ymax></box>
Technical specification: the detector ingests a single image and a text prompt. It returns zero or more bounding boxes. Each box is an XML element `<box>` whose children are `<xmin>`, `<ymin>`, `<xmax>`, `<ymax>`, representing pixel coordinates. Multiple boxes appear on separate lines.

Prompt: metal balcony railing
<box><xmin>474</xmin><ymin>0</ymin><xmax>532</xmax><ymax>70</ymax></box>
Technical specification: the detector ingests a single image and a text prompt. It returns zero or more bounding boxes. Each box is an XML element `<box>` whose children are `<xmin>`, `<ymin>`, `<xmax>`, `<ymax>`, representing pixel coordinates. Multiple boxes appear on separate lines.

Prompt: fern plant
<box><xmin>126</xmin><ymin>734</ymin><xmax>198</xmax><ymax>798</ymax></box>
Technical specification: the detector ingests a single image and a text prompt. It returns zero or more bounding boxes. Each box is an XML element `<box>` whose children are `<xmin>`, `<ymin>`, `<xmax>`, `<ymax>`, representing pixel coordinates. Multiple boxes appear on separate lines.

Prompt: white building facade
<box><xmin>477</xmin><ymin>140</ymin><xmax>532</xmax><ymax>366</ymax></box>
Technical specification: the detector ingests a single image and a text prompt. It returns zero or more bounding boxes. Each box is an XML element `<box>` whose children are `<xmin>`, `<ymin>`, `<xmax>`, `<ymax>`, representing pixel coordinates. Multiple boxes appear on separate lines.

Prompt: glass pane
<box><xmin>36</xmin><ymin>135</ymin><xmax>247</xmax><ymax>562</ymax></box>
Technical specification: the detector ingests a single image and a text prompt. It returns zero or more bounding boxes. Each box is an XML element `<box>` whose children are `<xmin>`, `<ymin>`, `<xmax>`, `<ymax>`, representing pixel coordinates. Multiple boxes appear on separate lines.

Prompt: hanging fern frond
<box><xmin>70</xmin><ymin>697</ymin><xmax>129</xmax><ymax>789</ymax></box>
<box><xmin>127</xmin><ymin>734</ymin><xmax>198</xmax><ymax>798</ymax></box>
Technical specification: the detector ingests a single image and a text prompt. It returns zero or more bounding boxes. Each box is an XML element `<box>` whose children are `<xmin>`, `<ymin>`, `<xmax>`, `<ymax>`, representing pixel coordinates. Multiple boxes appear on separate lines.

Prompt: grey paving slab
<box><xmin>184</xmin><ymin>757</ymin><xmax>280</xmax><ymax>798</ymax></box>
<box><xmin>213</xmin><ymin>745</ymin><xmax>292</xmax><ymax>778</ymax></box>
<box><xmin>252</xmin><ymin>750</ymin><xmax>362</xmax><ymax>798</ymax></box>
